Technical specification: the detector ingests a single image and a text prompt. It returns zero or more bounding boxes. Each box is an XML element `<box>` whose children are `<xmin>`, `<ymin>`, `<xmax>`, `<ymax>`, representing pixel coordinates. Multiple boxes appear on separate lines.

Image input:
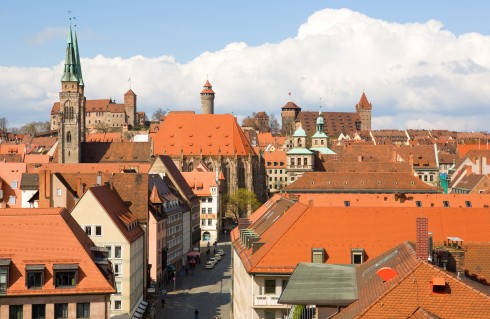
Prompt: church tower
<box><xmin>124</xmin><ymin>89</ymin><xmax>137</xmax><ymax>127</ymax></box>
<box><xmin>201</xmin><ymin>79</ymin><xmax>215</xmax><ymax>114</ymax></box>
<box><xmin>58</xmin><ymin>25</ymin><xmax>85</xmax><ymax>163</ymax></box>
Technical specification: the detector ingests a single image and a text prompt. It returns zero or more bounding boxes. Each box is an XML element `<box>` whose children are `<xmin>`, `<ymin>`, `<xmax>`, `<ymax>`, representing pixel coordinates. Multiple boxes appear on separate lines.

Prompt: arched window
<box><xmin>67</xmin><ymin>131</ymin><xmax>72</xmax><ymax>143</ymax></box>
<box><xmin>64</xmin><ymin>101</ymin><xmax>74</xmax><ymax>120</ymax></box>
<box><xmin>237</xmin><ymin>161</ymin><xmax>246</xmax><ymax>189</ymax></box>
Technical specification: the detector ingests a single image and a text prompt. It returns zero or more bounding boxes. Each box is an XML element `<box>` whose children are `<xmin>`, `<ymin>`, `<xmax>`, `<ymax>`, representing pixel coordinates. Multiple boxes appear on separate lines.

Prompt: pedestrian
<box><xmin>185</xmin><ymin>267</ymin><xmax>188</xmax><ymax>275</ymax></box>
<box><xmin>194</xmin><ymin>309</ymin><xmax>199</xmax><ymax>319</ymax></box>
<box><xmin>161</xmin><ymin>298</ymin><xmax>165</xmax><ymax>308</ymax></box>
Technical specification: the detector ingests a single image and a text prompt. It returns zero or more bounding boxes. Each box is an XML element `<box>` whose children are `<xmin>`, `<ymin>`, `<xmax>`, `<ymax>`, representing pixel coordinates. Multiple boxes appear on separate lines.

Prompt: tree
<box><xmin>241</xmin><ymin>116</ymin><xmax>257</xmax><ymax>129</ymax></box>
<box><xmin>269</xmin><ymin>114</ymin><xmax>281</xmax><ymax>135</ymax></box>
<box><xmin>223</xmin><ymin>188</ymin><xmax>261</xmax><ymax>221</ymax></box>
<box><xmin>19</xmin><ymin>121</ymin><xmax>50</xmax><ymax>134</ymax></box>
<box><xmin>94</xmin><ymin>122</ymin><xmax>110</xmax><ymax>133</ymax></box>
<box><xmin>0</xmin><ymin>118</ymin><xmax>8</xmax><ymax>132</ymax></box>
<box><xmin>152</xmin><ymin>108</ymin><xmax>166</xmax><ymax>121</ymax></box>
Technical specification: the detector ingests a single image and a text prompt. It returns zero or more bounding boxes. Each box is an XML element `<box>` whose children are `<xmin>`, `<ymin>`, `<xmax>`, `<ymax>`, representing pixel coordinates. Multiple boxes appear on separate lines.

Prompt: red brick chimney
<box><xmin>38</xmin><ymin>170</ymin><xmax>51</xmax><ymax>208</ymax></box>
<box><xmin>416</xmin><ymin>217</ymin><xmax>429</xmax><ymax>260</ymax></box>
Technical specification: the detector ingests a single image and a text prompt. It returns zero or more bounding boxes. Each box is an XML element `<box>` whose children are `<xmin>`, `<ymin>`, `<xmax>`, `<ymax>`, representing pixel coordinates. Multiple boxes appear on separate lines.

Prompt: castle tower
<box><xmin>58</xmin><ymin>25</ymin><xmax>85</xmax><ymax>163</ymax></box>
<box><xmin>200</xmin><ymin>79</ymin><xmax>215</xmax><ymax>114</ymax></box>
<box><xmin>281</xmin><ymin>96</ymin><xmax>301</xmax><ymax>136</ymax></box>
<box><xmin>355</xmin><ymin>92</ymin><xmax>372</xmax><ymax>131</ymax></box>
<box><xmin>124</xmin><ymin>89</ymin><xmax>137</xmax><ymax>127</ymax></box>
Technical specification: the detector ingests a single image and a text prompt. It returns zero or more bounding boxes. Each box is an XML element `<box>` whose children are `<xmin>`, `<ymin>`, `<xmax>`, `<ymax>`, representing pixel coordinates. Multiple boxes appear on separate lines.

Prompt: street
<box><xmin>155</xmin><ymin>238</ymin><xmax>231</xmax><ymax>319</ymax></box>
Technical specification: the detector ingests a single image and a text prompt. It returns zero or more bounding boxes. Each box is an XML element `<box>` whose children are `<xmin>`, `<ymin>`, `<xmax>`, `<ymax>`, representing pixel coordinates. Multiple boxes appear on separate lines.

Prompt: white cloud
<box><xmin>1</xmin><ymin>8</ymin><xmax>490</xmax><ymax>131</ymax></box>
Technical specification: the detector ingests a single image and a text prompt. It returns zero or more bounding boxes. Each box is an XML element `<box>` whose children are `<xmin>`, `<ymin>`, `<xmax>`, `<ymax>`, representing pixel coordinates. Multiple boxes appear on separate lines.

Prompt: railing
<box><xmin>254</xmin><ymin>295</ymin><xmax>281</xmax><ymax>306</ymax></box>
<box><xmin>286</xmin><ymin>305</ymin><xmax>316</xmax><ymax>319</ymax></box>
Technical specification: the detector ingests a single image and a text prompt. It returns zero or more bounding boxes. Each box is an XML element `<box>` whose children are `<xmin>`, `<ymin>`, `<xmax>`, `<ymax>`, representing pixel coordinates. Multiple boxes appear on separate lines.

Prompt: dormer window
<box><xmin>53</xmin><ymin>264</ymin><xmax>79</xmax><ymax>287</ymax></box>
<box><xmin>26</xmin><ymin>264</ymin><xmax>45</xmax><ymax>289</ymax></box>
<box><xmin>351</xmin><ymin>248</ymin><xmax>365</xmax><ymax>264</ymax></box>
<box><xmin>0</xmin><ymin>258</ymin><xmax>11</xmax><ymax>294</ymax></box>
<box><xmin>311</xmin><ymin>248</ymin><xmax>326</xmax><ymax>263</ymax></box>
<box><xmin>443</xmin><ymin>201</ymin><xmax>449</xmax><ymax>208</ymax></box>
<box><xmin>431</xmin><ymin>277</ymin><xmax>446</xmax><ymax>294</ymax></box>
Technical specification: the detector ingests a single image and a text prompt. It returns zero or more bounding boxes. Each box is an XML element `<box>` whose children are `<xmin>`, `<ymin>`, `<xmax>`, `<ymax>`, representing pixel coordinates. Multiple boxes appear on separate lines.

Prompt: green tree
<box><xmin>223</xmin><ymin>188</ymin><xmax>260</xmax><ymax>221</ymax></box>
<box><xmin>269</xmin><ymin>114</ymin><xmax>281</xmax><ymax>135</ymax></box>
<box><xmin>94</xmin><ymin>121</ymin><xmax>110</xmax><ymax>133</ymax></box>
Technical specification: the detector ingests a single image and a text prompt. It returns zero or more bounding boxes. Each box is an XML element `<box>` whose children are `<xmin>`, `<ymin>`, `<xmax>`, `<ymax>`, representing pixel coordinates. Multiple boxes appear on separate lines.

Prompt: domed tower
<box><xmin>58</xmin><ymin>25</ymin><xmax>85</xmax><ymax>163</ymax></box>
<box><xmin>200</xmin><ymin>79</ymin><xmax>215</xmax><ymax>114</ymax></box>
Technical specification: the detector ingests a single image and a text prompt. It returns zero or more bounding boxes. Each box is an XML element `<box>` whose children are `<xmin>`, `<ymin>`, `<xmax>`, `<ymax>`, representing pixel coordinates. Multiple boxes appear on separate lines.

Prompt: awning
<box><xmin>187</xmin><ymin>251</ymin><xmax>200</xmax><ymax>257</ymax></box>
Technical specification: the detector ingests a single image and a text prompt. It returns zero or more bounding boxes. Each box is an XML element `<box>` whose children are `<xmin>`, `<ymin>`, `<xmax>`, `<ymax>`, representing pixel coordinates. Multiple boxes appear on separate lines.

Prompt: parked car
<box><xmin>213</xmin><ymin>254</ymin><xmax>222</xmax><ymax>261</ymax></box>
<box><xmin>209</xmin><ymin>257</ymin><xmax>219</xmax><ymax>264</ymax></box>
<box><xmin>217</xmin><ymin>249</ymin><xmax>225</xmax><ymax>256</ymax></box>
<box><xmin>205</xmin><ymin>260</ymin><xmax>216</xmax><ymax>269</ymax></box>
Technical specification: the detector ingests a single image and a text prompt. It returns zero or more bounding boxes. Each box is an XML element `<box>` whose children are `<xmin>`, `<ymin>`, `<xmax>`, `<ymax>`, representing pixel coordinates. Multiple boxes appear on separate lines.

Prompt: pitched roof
<box><xmin>155</xmin><ymin>155</ymin><xmax>198</xmax><ymax>206</ymax></box>
<box><xmin>233</xmin><ymin>198</ymin><xmax>490</xmax><ymax>274</ymax></box>
<box><xmin>452</xmin><ymin>174</ymin><xmax>486</xmax><ymax>191</ymax></box>
<box><xmin>152</xmin><ymin>113</ymin><xmax>254</xmax><ymax>157</ymax></box>
<box><xmin>85</xmin><ymin>132</ymin><xmax>122</xmax><ymax>142</ymax></box>
<box><xmin>81</xmin><ymin>142</ymin><xmax>151</xmax><ymax>163</ymax></box>
<box><xmin>285</xmin><ymin>172</ymin><xmax>440</xmax><ymax>193</ymax></box>
<box><xmin>318</xmin><ymin>161</ymin><xmax>413</xmax><ymax>173</ymax></box>
<box><xmin>299</xmin><ymin>111</ymin><xmax>360</xmax><ymax>137</ymax></box>
<box><xmin>356</xmin><ymin>92</ymin><xmax>372</xmax><ymax>111</ymax></box>
<box><xmin>84</xmin><ymin>185</ymin><xmax>144</xmax><ymax>243</ymax></box>
<box><xmin>465</xmin><ymin>243</ymin><xmax>490</xmax><ymax>285</ymax></box>
<box><xmin>0</xmin><ymin>208</ymin><xmax>115</xmax><ymax>295</ymax></box>
<box><xmin>282</xmin><ymin>101</ymin><xmax>301</xmax><ymax>110</ymax></box>
<box><xmin>181</xmin><ymin>170</ymin><xmax>218</xmax><ymax>196</ymax></box>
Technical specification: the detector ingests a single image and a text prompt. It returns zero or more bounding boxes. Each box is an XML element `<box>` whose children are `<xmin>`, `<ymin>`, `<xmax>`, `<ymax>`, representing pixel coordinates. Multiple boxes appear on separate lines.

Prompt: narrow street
<box><xmin>154</xmin><ymin>237</ymin><xmax>231</xmax><ymax>319</ymax></box>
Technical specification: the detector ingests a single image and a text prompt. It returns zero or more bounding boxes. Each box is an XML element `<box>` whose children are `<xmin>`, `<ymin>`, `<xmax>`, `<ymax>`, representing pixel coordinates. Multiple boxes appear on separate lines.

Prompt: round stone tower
<box><xmin>201</xmin><ymin>79</ymin><xmax>215</xmax><ymax>114</ymax></box>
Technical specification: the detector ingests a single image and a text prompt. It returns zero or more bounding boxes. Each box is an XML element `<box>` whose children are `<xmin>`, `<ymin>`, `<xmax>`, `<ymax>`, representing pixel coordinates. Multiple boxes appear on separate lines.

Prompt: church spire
<box><xmin>61</xmin><ymin>25</ymin><xmax>82</xmax><ymax>84</ymax></box>
<box><xmin>73</xmin><ymin>29</ymin><xmax>84</xmax><ymax>86</ymax></box>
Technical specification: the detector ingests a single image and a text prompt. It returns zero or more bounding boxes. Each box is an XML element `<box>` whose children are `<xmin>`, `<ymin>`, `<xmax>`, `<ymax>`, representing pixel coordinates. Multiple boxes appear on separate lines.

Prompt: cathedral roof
<box><xmin>152</xmin><ymin>112</ymin><xmax>254</xmax><ymax>157</ymax></box>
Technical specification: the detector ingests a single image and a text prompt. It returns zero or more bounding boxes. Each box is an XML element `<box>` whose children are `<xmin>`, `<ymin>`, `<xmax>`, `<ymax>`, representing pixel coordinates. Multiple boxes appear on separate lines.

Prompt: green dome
<box><xmin>293</xmin><ymin>126</ymin><xmax>307</xmax><ymax>137</ymax></box>
<box><xmin>316</xmin><ymin>115</ymin><xmax>324</xmax><ymax>125</ymax></box>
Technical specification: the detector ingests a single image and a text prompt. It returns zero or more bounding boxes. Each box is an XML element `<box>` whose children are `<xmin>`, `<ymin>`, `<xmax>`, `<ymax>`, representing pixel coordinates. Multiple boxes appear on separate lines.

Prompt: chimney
<box><xmin>38</xmin><ymin>170</ymin><xmax>51</xmax><ymax>208</ymax></box>
<box><xmin>466</xmin><ymin>165</ymin><xmax>472</xmax><ymax>175</ymax></box>
<box><xmin>416</xmin><ymin>217</ymin><xmax>429</xmax><ymax>260</ymax></box>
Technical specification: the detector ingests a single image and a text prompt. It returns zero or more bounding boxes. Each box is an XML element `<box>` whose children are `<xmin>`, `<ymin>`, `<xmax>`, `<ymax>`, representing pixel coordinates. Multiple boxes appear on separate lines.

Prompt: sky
<box><xmin>1</xmin><ymin>1</ymin><xmax>490</xmax><ymax>132</ymax></box>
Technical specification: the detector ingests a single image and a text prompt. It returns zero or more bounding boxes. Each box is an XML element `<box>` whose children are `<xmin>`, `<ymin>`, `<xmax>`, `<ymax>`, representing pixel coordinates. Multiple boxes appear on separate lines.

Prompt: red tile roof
<box><xmin>0</xmin><ymin>208</ymin><xmax>115</xmax><ymax>295</ymax></box>
<box><xmin>182</xmin><ymin>171</ymin><xmax>218</xmax><ymax>197</ymax></box>
<box><xmin>282</xmin><ymin>101</ymin><xmax>301</xmax><ymax>110</ymax></box>
<box><xmin>26</xmin><ymin>163</ymin><xmax>150</xmax><ymax>174</ymax></box>
<box><xmin>356</xmin><ymin>92</ymin><xmax>372</xmax><ymax>111</ymax></box>
<box><xmin>465</xmin><ymin>243</ymin><xmax>490</xmax><ymax>285</ymax></box>
<box><xmin>82</xmin><ymin>185</ymin><xmax>144</xmax><ymax>243</ymax></box>
<box><xmin>233</xmin><ymin>197</ymin><xmax>490</xmax><ymax>274</ymax></box>
<box><xmin>81</xmin><ymin>142</ymin><xmax>151</xmax><ymax>163</ymax></box>
<box><xmin>85</xmin><ymin>132</ymin><xmax>123</xmax><ymax>142</ymax></box>
<box><xmin>152</xmin><ymin>113</ymin><xmax>254</xmax><ymax>156</ymax></box>
<box><xmin>285</xmin><ymin>172</ymin><xmax>440</xmax><ymax>193</ymax></box>
<box><xmin>299</xmin><ymin>111</ymin><xmax>360</xmax><ymax>137</ymax></box>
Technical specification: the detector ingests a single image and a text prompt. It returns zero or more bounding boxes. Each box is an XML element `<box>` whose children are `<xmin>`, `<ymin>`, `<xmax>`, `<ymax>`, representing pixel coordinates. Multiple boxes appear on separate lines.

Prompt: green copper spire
<box><xmin>73</xmin><ymin>29</ymin><xmax>84</xmax><ymax>86</ymax></box>
<box><xmin>61</xmin><ymin>25</ymin><xmax>80</xmax><ymax>83</ymax></box>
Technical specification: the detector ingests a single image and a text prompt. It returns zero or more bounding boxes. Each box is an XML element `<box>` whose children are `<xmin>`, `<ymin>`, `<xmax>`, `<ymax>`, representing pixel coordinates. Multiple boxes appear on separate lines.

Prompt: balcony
<box><xmin>254</xmin><ymin>295</ymin><xmax>282</xmax><ymax>307</ymax></box>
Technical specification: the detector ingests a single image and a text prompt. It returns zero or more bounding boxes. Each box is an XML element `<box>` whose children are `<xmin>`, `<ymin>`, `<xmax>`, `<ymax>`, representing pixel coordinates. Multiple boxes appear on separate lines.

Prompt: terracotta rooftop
<box><xmin>285</xmin><ymin>172</ymin><xmax>440</xmax><ymax>193</ymax></box>
<box><xmin>82</xmin><ymin>185</ymin><xmax>144</xmax><ymax>243</ymax></box>
<box><xmin>299</xmin><ymin>111</ymin><xmax>360</xmax><ymax>137</ymax></box>
<box><xmin>465</xmin><ymin>243</ymin><xmax>490</xmax><ymax>285</ymax></box>
<box><xmin>356</xmin><ymin>92</ymin><xmax>372</xmax><ymax>111</ymax></box>
<box><xmin>85</xmin><ymin>132</ymin><xmax>122</xmax><ymax>143</ymax></box>
<box><xmin>318</xmin><ymin>161</ymin><xmax>412</xmax><ymax>173</ymax></box>
<box><xmin>232</xmin><ymin>196</ymin><xmax>490</xmax><ymax>274</ymax></box>
<box><xmin>281</xmin><ymin>101</ymin><xmax>301</xmax><ymax>110</ymax></box>
<box><xmin>152</xmin><ymin>113</ymin><xmax>254</xmax><ymax>157</ymax></box>
<box><xmin>26</xmin><ymin>163</ymin><xmax>150</xmax><ymax>174</ymax></box>
<box><xmin>182</xmin><ymin>170</ymin><xmax>218</xmax><ymax>197</ymax></box>
<box><xmin>0</xmin><ymin>208</ymin><xmax>115</xmax><ymax>295</ymax></box>
<box><xmin>81</xmin><ymin>142</ymin><xmax>151</xmax><ymax>163</ymax></box>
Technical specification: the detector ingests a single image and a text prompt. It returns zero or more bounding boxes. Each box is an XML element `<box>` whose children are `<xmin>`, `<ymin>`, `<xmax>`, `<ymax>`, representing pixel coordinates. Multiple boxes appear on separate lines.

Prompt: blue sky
<box><xmin>1</xmin><ymin>1</ymin><xmax>490</xmax><ymax>131</ymax></box>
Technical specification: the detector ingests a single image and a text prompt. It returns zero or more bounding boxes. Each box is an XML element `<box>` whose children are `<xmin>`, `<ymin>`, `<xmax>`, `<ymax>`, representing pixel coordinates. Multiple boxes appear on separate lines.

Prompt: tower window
<box><xmin>67</xmin><ymin>131</ymin><xmax>72</xmax><ymax>143</ymax></box>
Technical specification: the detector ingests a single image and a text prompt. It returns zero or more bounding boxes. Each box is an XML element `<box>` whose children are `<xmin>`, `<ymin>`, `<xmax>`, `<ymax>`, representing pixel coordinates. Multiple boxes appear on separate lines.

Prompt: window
<box><xmin>443</xmin><ymin>201</ymin><xmax>449</xmax><ymax>208</ymax></box>
<box><xmin>26</xmin><ymin>266</ymin><xmax>44</xmax><ymax>288</ymax></box>
<box><xmin>0</xmin><ymin>267</ymin><xmax>8</xmax><ymax>293</ymax></box>
<box><xmin>114</xmin><ymin>300</ymin><xmax>122</xmax><ymax>310</ymax></box>
<box><xmin>8</xmin><ymin>196</ymin><xmax>16</xmax><ymax>205</ymax></box>
<box><xmin>264</xmin><ymin>279</ymin><xmax>276</xmax><ymax>294</ymax></box>
<box><xmin>351</xmin><ymin>248</ymin><xmax>365</xmax><ymax>264</ymax></box>
<box><xmin>10</xmin><ymin>180</ymin><xmax>18</xmax><ymax>189</ymax></box>
<box><xmin>54</xmin><ymin>304</ymin><xmax>68</xmax><ymax>319</ymax></box>
<box><xmin>76</xmin><ymin>303</ymin><xmax>90</xmax><ymax>319</ymax></box>
<box><xmin>54</xmin><ymin>264</ymin><xmax>78</xmax><ymax>287</ymax></box>
<box><xmin>95</xmin><ymin>226</ymin><xmax>102</xmax><ymax>236</ymax></box>
<box><xmin>32</xmin><ymin>304</ymin><xmax>45</xmax><ymax>319</ymax></box>
<box><xmin>84</xmin><ymin>226</ymin><xmax>91</xmax><ymax>236</ymax></box>
<box><xmin>114</xmin><ymin>264</ymin><xmax>122</xmax><ymax>277</ymax></box>
<box><xmin>114</xmin><ymin>246</ymin><xmax>122</xmax><ymax>259</ymax></box>
<box><xmin>105</xmin><ymin>246</ymin><xmax>112</xmax><ymax>259</ymax></box>
<box><xmin>116</xmin><ymin>281</ymin><xmax>122</xmax><ymax>294</ymax></box>
<box><xmin>201</xmin><ymin>219</ymin><xmax>206</xmax><ymax>226</ymax></box>
<box><xmin>208</xmin><ymin>219</ymin><xmax>212</xmax><ymax>226</ymax></box>
<box><xmin>9</xmin><ymin>305</ymin><xmax>23</xmax><ymax>319</ymax></box>
<box><xmin>465</xmin><ymin>201</ymin><xmax>472</xmax><ymax>208</ymax></box>
<box><xmin>416</xmin><ymin>201</ymin><xmax>422</xmax><ymax>207</ymax></box>
<box><xmin>56</xmin><ymin>188</ymin><xmax>62</xmax><ymax>196</ymax></box>
<box><xmin>201</xmin><ymin>208</ymin><xmax>206</xmax><ymax>214</ymax></box>
<box><xmin>66</xmin><ymin>132</ymin><xmax>71</xmax><ymax>144</ymax></box>
<box><xmin>344</xmin><ymin>201</ymin><xmax>350</xmax><ymax>207</ymax></box>
<box><xmin>264</xmin><ymin>311</ymin><xmax>275</xmax><ymax>319</ymax></box>
<box><xmin>207</xmin><ymin>208</ymin><xmax>212</xmax><ymax>214</ymax></box>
